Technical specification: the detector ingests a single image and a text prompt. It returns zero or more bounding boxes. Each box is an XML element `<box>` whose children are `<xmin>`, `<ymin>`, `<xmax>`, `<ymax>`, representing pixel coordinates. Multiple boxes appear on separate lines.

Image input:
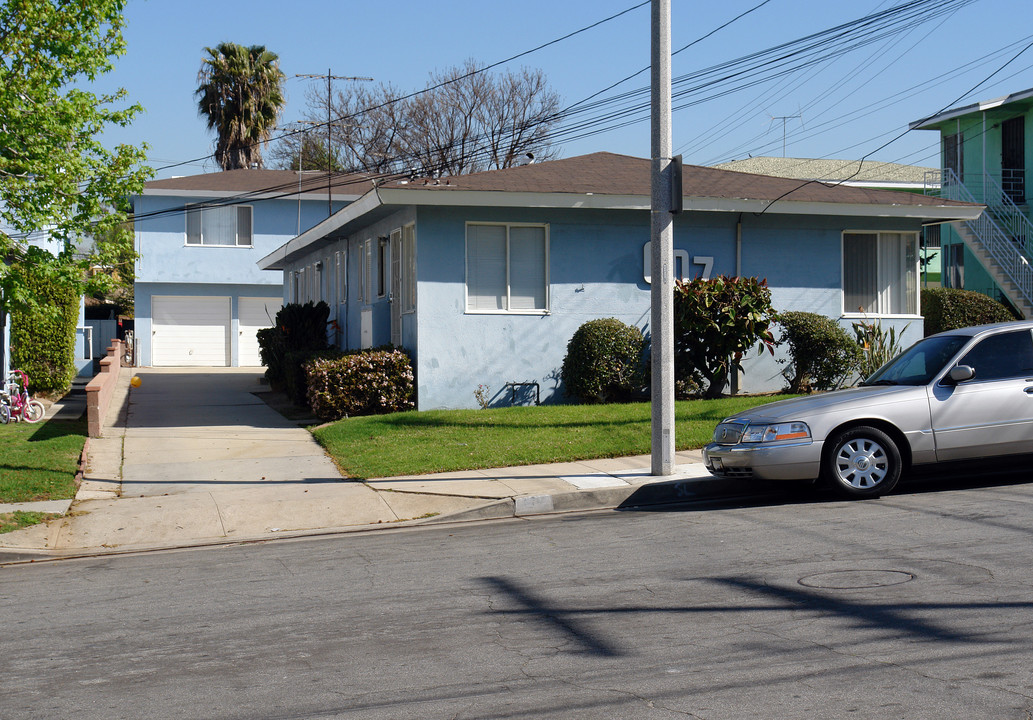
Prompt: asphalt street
<box><xmin>2</xmin><ymin>469</ymin><xmax>1033</xmax><ymax>719</ymax></box>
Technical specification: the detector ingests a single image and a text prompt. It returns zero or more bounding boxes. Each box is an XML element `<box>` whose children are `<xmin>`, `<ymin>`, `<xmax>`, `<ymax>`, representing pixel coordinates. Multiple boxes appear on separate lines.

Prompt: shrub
<box><xmin>776</xmin><ymin>311</ymin><xmax>862</xmax><ymax>393</ymax></box>
<box><xmin>257</xmin><ymin>301</ymin><xmax>331</xmax><ymax>393</ymax></box>
<box><xmin>285</xmin><ymin>348</ymin><xmax>343</xmax><ymax>405</ymax></box>
<box><xmin>9</xmin><ymin>265</ymin><xmax>79</xmax><ymax>395</ymax></box>
<box><xmin>853</xmin><ymin>315</ymin><xmax>908</xmax><ymax>380</ymax></box>
<box><xmin>561</xmin><ymin>318</ymin><xmax>646</xmax><ymax>403</ymax></box>
<box><xmin>673</xmin><ymin>276</ymin><xmax>777</xmax><ymax>399</ymax></box>
<box><xmin>921</xmin><ymin>287</ymin><xmax>1017</xmax><ymax>336</ymax></box>
<box><xmin>306</xmin><ymin>348</ymin><xmax>415</xmax><ymax>421</ymax></box>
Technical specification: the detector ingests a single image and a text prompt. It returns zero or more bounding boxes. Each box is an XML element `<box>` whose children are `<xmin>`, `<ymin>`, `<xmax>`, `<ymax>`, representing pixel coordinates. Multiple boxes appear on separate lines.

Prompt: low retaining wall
<box><xmin>85</xmin><ymin>339</ymin><xmax>123</xmax><ymax>438</ymax></box>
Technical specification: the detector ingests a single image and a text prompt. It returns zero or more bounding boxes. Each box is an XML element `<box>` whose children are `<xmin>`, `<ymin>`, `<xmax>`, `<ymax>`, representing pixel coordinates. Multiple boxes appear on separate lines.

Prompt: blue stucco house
<box><xmin>258</xmin><ymin>152</ymin><xmax>982</xmax><ymax>410</ymax></box>
<box><xmin>911</xmin><ymin>87</ymin><xmax>1033</xmax><ymax>317</ymax></box>
<box><xmin>132</xmin><ymin>169</ymin><xmax>365</xmax><ymax>367</ymax></box>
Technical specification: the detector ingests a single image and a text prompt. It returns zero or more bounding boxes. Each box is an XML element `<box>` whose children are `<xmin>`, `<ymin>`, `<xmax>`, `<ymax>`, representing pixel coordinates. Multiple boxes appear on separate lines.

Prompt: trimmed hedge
<box><xmin>921</xmin><ymin>288</ymin><xmax>1017</xmax><ymax>336</ymax></box>
<box><xmin>305</xmin><ymin>348</ymin><xmax>415</xmax><ymax>421</ymax></box>
<box><xmin>9</xmin><ymin>268</ymin><xmax>79</xmax><ymax>395</ymax></box>
<box><xmin>257</xmin><ymin>301</ymin><xmax>331</xmax><ymax>396</ymax></box>
<box><xmin>776</xmin><ymin>311</ymin><xmax>862</xmax><ymax>393</ymax></box>
<box><xmin>561</xmin><ymin>318</ymin><xmax>646</xmax><ymax>403</ymax></box>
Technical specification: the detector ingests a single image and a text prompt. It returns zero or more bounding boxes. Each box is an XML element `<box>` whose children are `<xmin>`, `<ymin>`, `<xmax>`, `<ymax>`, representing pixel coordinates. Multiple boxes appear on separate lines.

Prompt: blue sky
<box><xmin>92</xmin><ymin>0</ymin><xmax>1033</xmax><ymax>179</ymax></box>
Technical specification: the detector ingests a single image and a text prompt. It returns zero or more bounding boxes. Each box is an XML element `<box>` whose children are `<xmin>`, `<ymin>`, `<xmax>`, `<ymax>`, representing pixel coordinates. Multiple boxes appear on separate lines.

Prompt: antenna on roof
<box><xmin>767</xmin><ymin>111</ymin><xmax>803</xmax><ymax>157</ymax></box>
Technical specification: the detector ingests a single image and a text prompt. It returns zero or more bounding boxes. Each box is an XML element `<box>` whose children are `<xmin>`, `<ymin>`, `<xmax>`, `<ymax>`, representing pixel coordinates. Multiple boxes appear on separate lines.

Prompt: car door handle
<box><xmin>1025</xmin><ymin>387</ymin><xmax>1033</xmax><ymax>394</ymax></box>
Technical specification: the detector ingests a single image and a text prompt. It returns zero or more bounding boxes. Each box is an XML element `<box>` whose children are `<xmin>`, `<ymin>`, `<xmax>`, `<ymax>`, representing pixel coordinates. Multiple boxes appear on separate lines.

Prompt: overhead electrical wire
<box><xmin>130</xmin><ymin>0</ymin><xmax>1000</xmax><ymax>228</ymax></box>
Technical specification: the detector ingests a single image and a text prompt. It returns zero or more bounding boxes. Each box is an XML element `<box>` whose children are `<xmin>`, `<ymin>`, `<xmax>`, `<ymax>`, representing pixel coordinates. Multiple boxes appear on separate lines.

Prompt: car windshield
<box><xmin>861</xmin><ymin>335</ymin><xmax>970</xmax><ymax>386</ymax></box>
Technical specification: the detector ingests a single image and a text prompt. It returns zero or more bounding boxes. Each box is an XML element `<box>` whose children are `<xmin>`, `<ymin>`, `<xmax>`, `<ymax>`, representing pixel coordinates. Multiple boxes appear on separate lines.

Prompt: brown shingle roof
<box><xmin>385</xmin><ymin>152</ymin><xmax>968</xmax><ymax>208</ymax></box>
<box><xmin>144</xmin><ymin>168</ymin><xmax>374</xmax><ymax>196</ymax></box>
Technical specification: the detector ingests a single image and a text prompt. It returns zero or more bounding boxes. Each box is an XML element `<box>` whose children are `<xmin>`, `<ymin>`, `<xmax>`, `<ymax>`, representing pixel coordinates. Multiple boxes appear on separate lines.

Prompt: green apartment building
<box><xmin>912</xmin><ymin>87</ymin><xmax>1033</xmax><ymax>318</ymax></box>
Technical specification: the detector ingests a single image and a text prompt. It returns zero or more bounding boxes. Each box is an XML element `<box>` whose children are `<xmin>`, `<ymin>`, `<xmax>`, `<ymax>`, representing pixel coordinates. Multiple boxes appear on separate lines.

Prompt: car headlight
<box><xmin>741</xmin><ymin>421</ymin><xmax>811</xmax><ymax>444</ymax></box>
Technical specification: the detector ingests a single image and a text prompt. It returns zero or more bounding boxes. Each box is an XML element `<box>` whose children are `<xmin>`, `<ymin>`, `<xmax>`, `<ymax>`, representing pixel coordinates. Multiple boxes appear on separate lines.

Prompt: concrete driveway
<box><xmin>120</xmin><ymin>368</ymin><xmax>344</xmax><ymax>496</ymax></box>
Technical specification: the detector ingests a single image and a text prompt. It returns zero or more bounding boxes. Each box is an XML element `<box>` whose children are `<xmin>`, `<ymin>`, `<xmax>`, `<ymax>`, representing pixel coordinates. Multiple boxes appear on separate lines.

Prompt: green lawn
<box><xmin>312</xmin><ymin>395</ymin><xmax>796</xmax><ymax>479</ymax></box>
<box><xmin>0</xmin><ymin>416</ymin><xmax>84</xmax><ymax>504</ymax></box>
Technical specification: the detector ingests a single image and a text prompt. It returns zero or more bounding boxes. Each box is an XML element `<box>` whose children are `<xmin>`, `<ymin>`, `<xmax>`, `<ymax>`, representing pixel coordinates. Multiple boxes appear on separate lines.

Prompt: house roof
<box><xmin>376</xmin><ymin>152</ymin><xmax>961</xmax><ymax>206</ymax></box>
<box><xmin>711</xmin><ymin>157</ymin><xmax>934</xmax><ymax>188</ymax></box>
<box><xmin>260</xmin><ymin>151</ymin><xmax>983</xmax><ymax>271</ymax></box>
<box><xmin>140</xmin><ymin>168</ymin><xmax>374</xmax><ymax>201</ymax></box>
<box><xmin>911</xmin><ymin>86</ymin><xmax>1033</xmax><ymax>130</ymax></box>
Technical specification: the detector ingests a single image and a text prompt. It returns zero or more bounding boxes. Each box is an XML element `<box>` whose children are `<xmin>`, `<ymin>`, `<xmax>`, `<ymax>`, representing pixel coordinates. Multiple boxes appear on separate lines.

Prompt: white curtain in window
<box><xmin>509</xmin><ymin>226</ymin><xmax>546</xmax><ymax>310</ymax></box>
<box><xmin>202</xmin><ymin>206</ymin><xmax>236</xmax><ymax>245</ymax></box>
<box><xmin>468</xmin><ymin>225</ymin><xmax>507</xmax><ymax>310</ymax></box>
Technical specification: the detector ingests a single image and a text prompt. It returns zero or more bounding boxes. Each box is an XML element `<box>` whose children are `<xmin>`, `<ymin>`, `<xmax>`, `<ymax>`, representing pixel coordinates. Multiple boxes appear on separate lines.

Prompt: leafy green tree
<box><xmin>673</xmin><ymin>276</ymin><xmax>777</xmax><ymax>399</ymax></box>
<box><xmin>196</xmin><ymin>42</ymin><xmax>286</xmax><ymax>170</ymax></box>
<box><xmin>0</xmin><ymin>0</ymin><xmax>149</xmax><ymax>315</ymax></box>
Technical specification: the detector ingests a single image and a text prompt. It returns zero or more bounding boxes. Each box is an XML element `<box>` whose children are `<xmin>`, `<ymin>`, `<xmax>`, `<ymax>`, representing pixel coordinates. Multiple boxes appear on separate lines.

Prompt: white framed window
<box><xmin>466</xmin><ymin>222</ymin><xmax>548</xmax><ymax>313</ymax></box>
<box><xmin>360</xmin><ymin>239</ymin><xmax>372</xmax><ymax>303</ymax></box>
<box><xmin>336</xmin><ymin>250</ymin><xmax>347</xmax><ymax>303</ymax></box>
<box><xmin>377</xmin><ymin>236</ymin><xmax>389</xmax><ymax>298</ymax></box>
<box><xmin>842</xmin><ymin>231</ymin><xmax>918</xmax><ymax>316</ymax></box>
<box><xmin>186</xmin><ymin>205</ymin><xmax>253</xmax><ymax>246</ymax></box>
<box><xmin>402</xmin><ymin>223</ymin><xmax>416</xmax><ymax>313</ymax></box>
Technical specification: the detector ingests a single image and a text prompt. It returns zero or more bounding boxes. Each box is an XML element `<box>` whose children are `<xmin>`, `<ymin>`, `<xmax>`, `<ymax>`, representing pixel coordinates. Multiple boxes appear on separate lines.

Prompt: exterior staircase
<box><xmin>930</xmin><ymin>169</ymin><xmax>1033</xmax><ymax>319</ymax></box>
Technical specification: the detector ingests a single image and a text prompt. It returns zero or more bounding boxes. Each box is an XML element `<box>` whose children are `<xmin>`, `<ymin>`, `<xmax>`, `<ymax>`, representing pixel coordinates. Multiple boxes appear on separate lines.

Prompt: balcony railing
<box><xmin>934</xmin><ymin>168</ymin><xmax>1033</xmax><ymax>308</ymax></box>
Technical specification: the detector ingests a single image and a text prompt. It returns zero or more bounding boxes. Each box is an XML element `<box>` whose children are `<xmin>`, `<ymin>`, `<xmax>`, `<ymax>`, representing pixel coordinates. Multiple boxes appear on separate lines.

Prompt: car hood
<box><xmin>724</xmin><ymin>385</ymin><xmax>927</xmax><ymax>424</ymax></box>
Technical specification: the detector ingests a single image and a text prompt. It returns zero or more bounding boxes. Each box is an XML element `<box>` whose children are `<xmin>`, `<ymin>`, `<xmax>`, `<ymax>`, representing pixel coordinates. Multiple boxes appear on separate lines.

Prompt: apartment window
<box><xmin>360</xmin><ymin>239</ymin><xmax>372</xmax><ymax>303</ymax></box>
<box><xmin>336</xmin><ymin>250</ymin><xmax>347</xmax><ymax>303</ymax></box>
<box><xmin>377</xmin><ymin>236</ymin><xmax>389</xmax><ymax>298</ymax></box>
<box><xmin>186</xmin><ymin>205</ymin><xmax>252</xmax><ymax>246</ymax></box>
<box><xmin>466</xmin><ymin>223</ymin><xmax>548</xmax><ymax>312</ymax></box>
<box><xmin>402</xmin><ymin>223</ymin><xmax>416</xmax><ymax>313</ymax></box>
<box><xmin>843</xmin><ymin>232</ymin><xmax>918</xmax><ymax>316</ymax></box>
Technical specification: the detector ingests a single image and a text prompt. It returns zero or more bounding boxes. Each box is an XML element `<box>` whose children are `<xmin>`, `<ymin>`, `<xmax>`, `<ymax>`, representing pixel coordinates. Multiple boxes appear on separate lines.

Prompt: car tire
<box><xmin>823</xmin><ymin>425</ymin><xmax>901</xmax><ymax>499</ymax></box>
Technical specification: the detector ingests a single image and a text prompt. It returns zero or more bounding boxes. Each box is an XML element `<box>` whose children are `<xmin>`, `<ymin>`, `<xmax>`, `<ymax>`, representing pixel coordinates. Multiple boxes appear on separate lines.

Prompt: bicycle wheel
<box><xmin>24</xmin><ymin>400</ymin><xmax>45</xmax><ymax>423</ymax></box>
<box><xmin>0</xmin><ymin>402</ymin><xmax>10</xmax><ymax>424</ymax></box>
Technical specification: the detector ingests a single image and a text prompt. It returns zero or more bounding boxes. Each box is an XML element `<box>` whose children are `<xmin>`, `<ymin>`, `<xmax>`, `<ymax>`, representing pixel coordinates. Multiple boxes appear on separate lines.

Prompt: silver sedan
<box><xmin>703</xmin><ymin>320</ymin><xmax>1033</xmax><ymax>498</ymax></box>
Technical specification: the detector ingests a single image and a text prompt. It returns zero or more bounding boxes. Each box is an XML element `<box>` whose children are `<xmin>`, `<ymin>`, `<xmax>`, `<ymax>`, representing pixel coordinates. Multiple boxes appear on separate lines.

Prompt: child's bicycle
<box><xmin>0</xmin><ymin>369</ymin><xmax>45</xmax><ymax>424</ymax></box>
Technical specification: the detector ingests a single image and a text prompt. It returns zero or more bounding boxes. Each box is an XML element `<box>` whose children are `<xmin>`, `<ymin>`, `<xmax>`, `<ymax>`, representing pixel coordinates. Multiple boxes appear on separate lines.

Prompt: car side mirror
<box><xmin>947</xmin><ymin>365</ymin><xmax>975</xmax><ymax>384</ymax></box>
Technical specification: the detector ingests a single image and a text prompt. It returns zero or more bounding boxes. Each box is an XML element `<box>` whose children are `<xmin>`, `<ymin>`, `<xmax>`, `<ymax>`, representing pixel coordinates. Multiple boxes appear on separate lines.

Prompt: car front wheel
<box><xmin>824</xmin><ymin>426</ymin><xmax>901</xmax><ymax>499</ymax></box>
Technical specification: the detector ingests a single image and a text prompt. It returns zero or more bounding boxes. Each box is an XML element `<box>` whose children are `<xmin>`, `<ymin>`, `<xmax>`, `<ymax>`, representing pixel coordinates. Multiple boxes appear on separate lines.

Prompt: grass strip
<box><xmin>0</xmin><ymin>511</ymin><xmax>48</xmax><ymax>534</ymax></box>
<box><xmin>0</xmin><ymin>417</ymin><xmax>85</xmax><ymax>503</ymax></box>
<box><xmin>312</xmin><ymin>395</ymin><xmax>795</xmax><ymax>479</ymax></box>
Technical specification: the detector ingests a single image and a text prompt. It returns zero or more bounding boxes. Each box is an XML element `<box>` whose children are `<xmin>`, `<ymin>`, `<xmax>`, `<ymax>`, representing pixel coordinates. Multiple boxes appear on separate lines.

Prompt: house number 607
<box><xmin>642</xmin><ymin>242</ymin><xmax>713</xmax><ymax>284</ymax></box>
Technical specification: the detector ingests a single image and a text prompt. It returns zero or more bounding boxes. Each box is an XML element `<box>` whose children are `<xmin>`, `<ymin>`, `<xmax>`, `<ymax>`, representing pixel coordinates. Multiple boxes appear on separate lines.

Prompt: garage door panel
<box><xmin>238</xmin><ymin>297</ymin><xmax>282</xmax><ymax>366</ymax></box>
<box><xmin>152</xmin><ymin>296</ymin><xmax>230</xmax><ymax>367</ymax></box>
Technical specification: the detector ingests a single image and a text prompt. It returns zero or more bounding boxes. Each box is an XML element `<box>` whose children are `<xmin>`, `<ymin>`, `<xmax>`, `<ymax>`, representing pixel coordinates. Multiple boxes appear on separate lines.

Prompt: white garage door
<box><xmin>238</xmin><ymin>297</ymin><xmax>282</xmax><ymax>366</ymax></box>
<box><xmin>152</xmin><ymin>296</ymin><xmax>230</xmax><ymax>367</ymax></box>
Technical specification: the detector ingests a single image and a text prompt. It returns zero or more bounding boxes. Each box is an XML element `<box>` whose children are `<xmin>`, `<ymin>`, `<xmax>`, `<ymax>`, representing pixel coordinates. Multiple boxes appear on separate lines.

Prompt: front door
<box><xmin>930</xmin><ymin>329</ymin><xmax>1033</xmax><ymax>460</ymax></box>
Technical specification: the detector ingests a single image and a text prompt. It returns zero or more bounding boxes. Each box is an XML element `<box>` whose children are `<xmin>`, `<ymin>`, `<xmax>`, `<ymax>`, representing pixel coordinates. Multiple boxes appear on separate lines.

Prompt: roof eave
<box><xmin>258</xmin><ymin>188</ymin><xmax>385</xmax><ymax>270</ymax></box>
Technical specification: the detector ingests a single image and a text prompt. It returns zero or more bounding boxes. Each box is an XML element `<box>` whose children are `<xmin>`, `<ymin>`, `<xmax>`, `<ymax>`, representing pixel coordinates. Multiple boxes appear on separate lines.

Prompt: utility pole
<box><xmin>650</xmin><ymin>0</ymin><xmax>675</xmax><ymax>476</ymax></box>
<box><xmin>296</xmin><ymin>70</ymin><xmax>373</xmax><ymax>215</ymax></box>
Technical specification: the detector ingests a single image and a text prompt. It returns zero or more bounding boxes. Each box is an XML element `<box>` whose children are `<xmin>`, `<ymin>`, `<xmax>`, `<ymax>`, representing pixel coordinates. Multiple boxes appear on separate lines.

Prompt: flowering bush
<box><xmin>305</xmin><ymin>348</ymin><xmax>415</xmax><ymax>421</ymax></box>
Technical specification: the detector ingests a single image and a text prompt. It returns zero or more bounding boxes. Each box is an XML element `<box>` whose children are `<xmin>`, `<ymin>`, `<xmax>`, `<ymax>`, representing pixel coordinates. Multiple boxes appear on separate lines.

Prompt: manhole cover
<box><xmin>798</xmin><ymin>569</ymin><xmax>914</xmax><ymax>589</ymax></box>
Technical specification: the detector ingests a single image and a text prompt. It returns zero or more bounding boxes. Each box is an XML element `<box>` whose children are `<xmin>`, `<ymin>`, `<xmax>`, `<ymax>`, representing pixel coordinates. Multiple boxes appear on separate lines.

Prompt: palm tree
<box><xmin>196</xmin><ymin>43</ymin><xmax>285</xmax><ymax>170</ymax></box>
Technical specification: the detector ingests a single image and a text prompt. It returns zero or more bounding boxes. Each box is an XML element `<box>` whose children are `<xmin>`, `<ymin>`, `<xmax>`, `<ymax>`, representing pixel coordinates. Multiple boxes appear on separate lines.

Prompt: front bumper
<box><xmin>703</xmin><ymin>440</ymin><xmax>824</xmax><ymax>481</ymax></box>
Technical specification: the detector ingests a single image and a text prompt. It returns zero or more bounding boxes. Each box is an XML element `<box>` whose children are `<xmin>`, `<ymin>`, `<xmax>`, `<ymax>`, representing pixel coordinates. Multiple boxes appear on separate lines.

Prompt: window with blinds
<box><xmin>843</xmin><ymin>232</ymin><xmax>918</xmax><ymax>316</ymax></box>
<box><xmin>466</xmin><ymin>223</ymin><xmax>548</xmax><ymax>313</ymax></box>
<box><xmin>186</xmin><ymin>205</ymin><xmax>253</xmax><ymax>246</ymax></box>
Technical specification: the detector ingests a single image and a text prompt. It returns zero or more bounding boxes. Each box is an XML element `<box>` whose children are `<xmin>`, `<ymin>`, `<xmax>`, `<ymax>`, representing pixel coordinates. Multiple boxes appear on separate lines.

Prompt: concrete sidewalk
<box><xmin>0</xmin><ymin>369</ymin><xmax>729</xmax><ymax>560</ymax></box>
